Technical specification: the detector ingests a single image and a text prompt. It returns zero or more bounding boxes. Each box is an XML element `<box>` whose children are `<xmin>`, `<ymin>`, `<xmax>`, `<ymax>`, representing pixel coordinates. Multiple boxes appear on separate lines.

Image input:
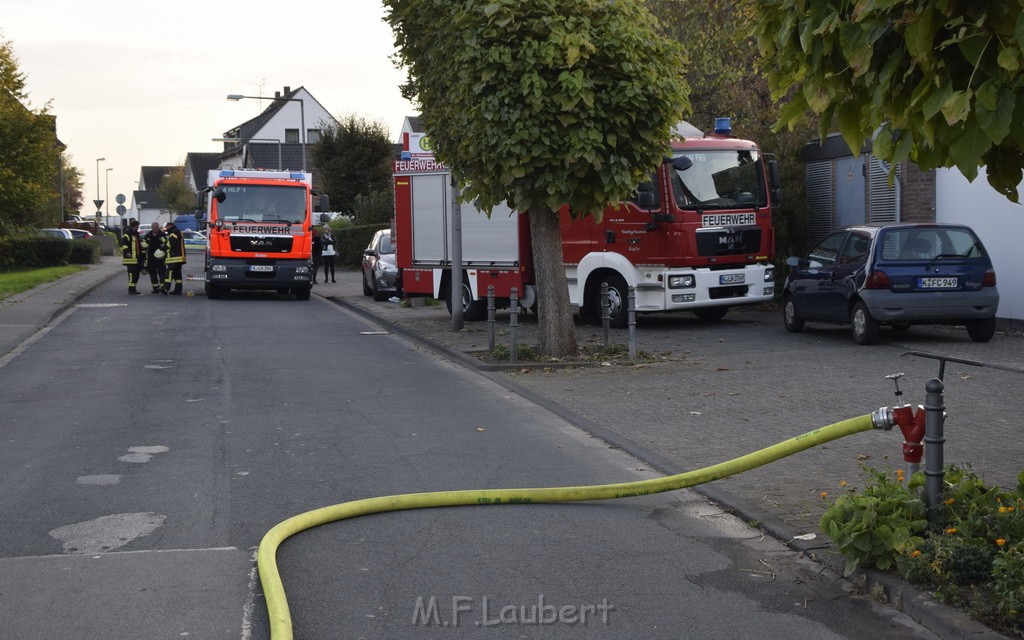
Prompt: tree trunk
<box><xmin>527</xmin><ymin>208</ymin><xmax>578</xmax><ymax>358</ymax></box>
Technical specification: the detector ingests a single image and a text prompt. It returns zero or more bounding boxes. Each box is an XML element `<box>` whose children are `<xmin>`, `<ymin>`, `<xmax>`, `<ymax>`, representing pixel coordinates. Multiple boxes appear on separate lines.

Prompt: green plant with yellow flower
<box><xmin>821</xmin><ymin>465</ymin><xmax>1024</xmax><ymax>634</ymax></box>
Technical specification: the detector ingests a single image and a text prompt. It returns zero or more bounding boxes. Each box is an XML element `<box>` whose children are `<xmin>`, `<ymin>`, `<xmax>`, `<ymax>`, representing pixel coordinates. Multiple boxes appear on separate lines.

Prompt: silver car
<box><xmin>361</xmin><ymin>229</ymin><xmax>399</xmax><ymax>301</ymax></box>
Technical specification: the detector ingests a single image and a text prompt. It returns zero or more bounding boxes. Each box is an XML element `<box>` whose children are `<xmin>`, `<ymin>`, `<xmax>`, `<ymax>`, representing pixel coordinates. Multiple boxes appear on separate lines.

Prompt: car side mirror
<box><xmin>786</xmin><ymin>256</ymin><xmax>801</xmax><ymax>268</ymax></box>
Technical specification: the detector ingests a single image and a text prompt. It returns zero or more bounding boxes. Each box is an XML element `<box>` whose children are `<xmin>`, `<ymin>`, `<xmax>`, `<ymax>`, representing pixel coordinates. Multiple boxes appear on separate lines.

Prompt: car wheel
<box><xmin>966</xmin><ymin>318</ymin><xmax>996</xmax><ymax>342</ymax></box>
<box><xmin>851</xmin><ymin>301</ymin><xmax>879</xmax><ymax>345</ymax></box>
<box><xmin>783</xmin><ymin>296</ymin><xmax>805</xmax><ymax>333</ymax></box>
<box><xmin>362</xmin><ymin>270</ymin><xmax>373</xmax><ymax>296</ymax></box>
<box><xmin>694</xmin><ymin>306</ymin><xmax>728</xmax><ymax>322</ymax></box>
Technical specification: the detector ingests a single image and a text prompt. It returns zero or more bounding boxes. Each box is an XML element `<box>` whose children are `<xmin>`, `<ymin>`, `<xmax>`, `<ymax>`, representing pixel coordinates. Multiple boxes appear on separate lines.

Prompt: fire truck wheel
<box><xmin>445</xmin><ymin>279</ymin><xmax>486</xmax><ymax>321</ymax></box>
<box><xmin>693</xmin><ymin>307</ymin><xmax>729</xmax><ymax>322</ymax></box>
<box><xmin>205</xmin><ymin>282</ymin><xmax>223</xmax><ymax>300</ymax></box>
<box><xmin>295</xmin><ymin>286</ymin><xmax>312</xmax><ymax>301</ymax></box>
<box><xmin>596</xmin><ymin>274</ymin><xmax>629</xmax><ymax>329</ymax></box>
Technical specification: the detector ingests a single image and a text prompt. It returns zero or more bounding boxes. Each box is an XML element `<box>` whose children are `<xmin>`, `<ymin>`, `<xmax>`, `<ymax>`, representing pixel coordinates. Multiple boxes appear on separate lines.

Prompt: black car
<box><xmin>783</xmin><ymin>224</ymin><xmax>999</xmax><ymax>344</ymax></box>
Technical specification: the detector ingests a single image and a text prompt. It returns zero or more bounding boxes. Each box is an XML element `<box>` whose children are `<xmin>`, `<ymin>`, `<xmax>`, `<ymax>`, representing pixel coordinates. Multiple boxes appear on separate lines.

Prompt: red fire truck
<box><xmin>394</xmin><ymin>120</ymin><xmax>780</xmax><ymax>326</ymax></box>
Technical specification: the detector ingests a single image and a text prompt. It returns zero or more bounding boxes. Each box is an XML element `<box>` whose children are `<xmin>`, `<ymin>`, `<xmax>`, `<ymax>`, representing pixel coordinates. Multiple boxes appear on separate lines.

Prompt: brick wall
<box><xmin>900</xmin><ymin>162</ymin><xmax>935</xmax><ymax>222</ymax></box>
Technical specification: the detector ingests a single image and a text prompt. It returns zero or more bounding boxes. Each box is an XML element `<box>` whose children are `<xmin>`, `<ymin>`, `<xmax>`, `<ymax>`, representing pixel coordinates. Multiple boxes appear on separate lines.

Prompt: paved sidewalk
<box><xmin>5</xmin><ymin>261</ymin><xmax>1017</xmax><ymax>638</ymax></box>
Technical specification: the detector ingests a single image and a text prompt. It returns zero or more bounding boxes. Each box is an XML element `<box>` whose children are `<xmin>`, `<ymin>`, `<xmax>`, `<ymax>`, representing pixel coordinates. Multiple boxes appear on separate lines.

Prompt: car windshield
<box><xmin>880</xmin><ymin>227</ymin><xmax>985</xmax><ymax>261</ymax></box>
<box><xmin>378</xmin><ymin>234</ymin><xmax>395</xmax><ymax>254</ymax></box>
<box><xmin>214</xmin><ymin>185</ymin><xmax>307</xmax><ymax>223</ymax></box>
<box><xmin>670</xmin><ymin>149</ymin><xmax>766</xmax><ymax>209</ymax></box>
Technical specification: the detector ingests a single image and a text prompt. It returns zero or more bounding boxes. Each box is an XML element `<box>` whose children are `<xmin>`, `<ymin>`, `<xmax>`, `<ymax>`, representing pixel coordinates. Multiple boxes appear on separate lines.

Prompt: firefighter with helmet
<box><xmin>118</xmin><ymin>218</ymin><xmax>144</xmax><ymax>295</ymax></box>
<box><xmin>161</xmin><ymin>221</ymin><xmax>187</xmax><ymax>295</ymax></box>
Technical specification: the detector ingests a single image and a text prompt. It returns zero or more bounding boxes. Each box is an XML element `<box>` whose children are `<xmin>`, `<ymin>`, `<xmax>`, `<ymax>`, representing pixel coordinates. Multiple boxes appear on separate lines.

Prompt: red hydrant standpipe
<box><xmin>887</xmin><ymin>373</ymin><xmax>925</xmax><ymax>474</ymax></box>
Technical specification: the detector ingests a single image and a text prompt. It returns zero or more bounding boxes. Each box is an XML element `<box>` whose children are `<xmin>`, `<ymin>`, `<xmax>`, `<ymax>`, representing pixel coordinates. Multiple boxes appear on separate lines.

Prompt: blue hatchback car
<box><xmin>783</xmin><ymin>224</ymin><xmax>999</xmax><ymax>344</ymax></box>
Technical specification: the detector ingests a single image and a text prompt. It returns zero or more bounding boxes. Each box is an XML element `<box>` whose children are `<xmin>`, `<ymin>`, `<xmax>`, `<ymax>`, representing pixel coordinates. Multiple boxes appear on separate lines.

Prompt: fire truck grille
<box><xmin>709</xmin><ymin>285</ymin><xmax>749</xmax><ymax>300</ymax></box>
<box><xmin>696</xmin><ymin>228</ymin><xmax>761</xmax><ymax>257</ymax></box>
<box><xmin>230</xmin><ymin>235</ymin><xmax>293</xmax><ymax>253</ymax></box>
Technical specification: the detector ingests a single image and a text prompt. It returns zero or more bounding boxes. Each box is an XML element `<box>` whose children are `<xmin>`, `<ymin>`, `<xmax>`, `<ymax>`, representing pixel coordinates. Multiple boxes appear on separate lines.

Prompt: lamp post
<box><xmin>95</xmin><ymin>157</ymin><xmax>106</xmax><ymax>208</ymax></box>
<box><xmin>227</xmin><ymin>93</ymin><xmax>305</xmax><ymax>171</ymax></box>
<box><xmin>95</xmin><ymin>157</ymin><xmax>106</xmax><ymax>233</ymax></box>
<box><xmin>212</xmin><ymin>137</ymin><xmax>283</xmax><ymax>170</ymax></box>
<box><xmin>105</xmin><ymin>167</ymin><xmax>113</xmax><ymax>217</ymax></box>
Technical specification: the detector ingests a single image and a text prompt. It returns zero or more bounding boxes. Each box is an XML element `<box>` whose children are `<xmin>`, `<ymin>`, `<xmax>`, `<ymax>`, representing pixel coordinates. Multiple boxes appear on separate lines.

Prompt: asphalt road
<box><xmin>0</xmin><ymin>267</ymin><xmax>940</xmax><ymax>639</ymax></box>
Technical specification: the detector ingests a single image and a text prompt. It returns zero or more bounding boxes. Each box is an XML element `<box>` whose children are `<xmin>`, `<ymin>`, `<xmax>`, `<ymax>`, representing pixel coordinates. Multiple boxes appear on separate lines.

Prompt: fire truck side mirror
<box><xmin>213</xmin><ymin>187</ymin><xmax>226</xmax><ymax>204</ymax></box>
<box><xmin>671</xmin><ymin>156</ymin><xmax>693</xmax><ymax>171</ymax></box>
<box><xmin>766</xmin><ymin>158</ymin><xmax>783</xmax><ymax>204</ymax></box>
<box><xmin>194</xmin><ymin>189</ymin><xmax>207</xmax><ymax>211</ymax></box>
<box><xmin>636</xmin><ymin>181</ymin><xmax>657</xmax><ymax>210</ymax></box>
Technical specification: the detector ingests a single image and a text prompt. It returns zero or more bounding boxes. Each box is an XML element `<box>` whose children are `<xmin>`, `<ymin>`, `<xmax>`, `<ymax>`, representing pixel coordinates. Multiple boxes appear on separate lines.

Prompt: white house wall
<box><xmin>935</xmin><ymin>168</ymin><xmax>1024</xmax><ymax>323</ymax></box>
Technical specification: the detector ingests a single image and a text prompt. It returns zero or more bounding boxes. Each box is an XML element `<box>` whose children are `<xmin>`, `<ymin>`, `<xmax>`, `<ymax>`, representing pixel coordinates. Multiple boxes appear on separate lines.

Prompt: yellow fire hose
<box><xmin>258</xmin><ymin>412</ymin><xmax>888</xmax><ymax>640</ymax></box>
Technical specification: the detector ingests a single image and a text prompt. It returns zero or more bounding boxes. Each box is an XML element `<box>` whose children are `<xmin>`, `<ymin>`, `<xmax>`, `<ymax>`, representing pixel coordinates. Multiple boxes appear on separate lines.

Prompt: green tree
<box><xmin>156</xmin><ymin>166</ymin><xmax>193</xmax><ymax>214</ymax></box>
<box><xmin>0</xmin><ymin>37</ymin><xmax>63</xmax><ymax>232</ymax></box>
<box><xmin>309</xmin><ymin>114</ymin><xmax>394</xmax><ymax>216</ymax></box>
<box><xmin>752</xmin><ymin>0</ymin><xmax>1024</xmax><ymax>202</ymax></box>
<box><xmin>647</xmin><ymin>0</ymin><xmax>817</xmax><ymax>256</ymax></box>
<box><xmin>385</xmin><ymin>0</ymin><xmax>689</xmax><ymax>357</ymax></box>
<box><xmin>351</xmin><ymin>189</ymin><xmax>395</xmax><ymax>227</ymax></box>
<box><xmin>59</xmin><ymin>154</ymin><xmax>84</xmax><ymax>219</ymax></box>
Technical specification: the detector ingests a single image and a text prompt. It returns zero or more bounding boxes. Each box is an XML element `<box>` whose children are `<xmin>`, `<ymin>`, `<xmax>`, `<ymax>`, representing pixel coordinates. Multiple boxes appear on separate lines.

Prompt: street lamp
<box><xmin>94</xmin><ymin>157</ymin><xmax>106</xmax><ymax>233</ymax></box>
<box><xmin>212</xmin><ymin>137</ymin><xmax>283</xmax><ymax>171</ymax></box>
<box><xmin>227</xmin><ymin>93</ymin><xmax>305</xmax><ymax>171</ymax></box>
<box><xmin>105</xmin><ymin>167</ymin><xmax>113</xmax><ymax>217</ymax></box>
<box><xmin>95</xmin><ymin>157</ymin><xmax>106</xmax><ymax>210</ymax></box>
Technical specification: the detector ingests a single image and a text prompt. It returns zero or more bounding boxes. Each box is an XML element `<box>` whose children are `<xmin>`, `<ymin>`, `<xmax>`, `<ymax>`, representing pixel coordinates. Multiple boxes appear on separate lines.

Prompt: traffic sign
<box><xmin>115</xmin><ymin>193</ymin><xmax>126</xmax><ymax>204</ymax></box>
<box><xmin>93</xmin><ymin>199</ymin><xmax>104</xmax><ymax>211</ymax></box>
<box><xmin>116</xmin><ymin>205</ymin><xmax>127</xmax><ymax>215</ymax></box>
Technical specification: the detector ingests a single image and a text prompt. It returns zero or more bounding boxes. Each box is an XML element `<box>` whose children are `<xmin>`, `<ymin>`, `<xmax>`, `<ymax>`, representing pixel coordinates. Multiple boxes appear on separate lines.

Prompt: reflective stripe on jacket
<box><xmin>162</xmin><ymin>227</ymin><xmax>187</xmax><ymax>265</ymax></box>
<box><xmin>119</xmin><ymin>230</ymin><xmax>143</xmax><ymax>265</ymax></box>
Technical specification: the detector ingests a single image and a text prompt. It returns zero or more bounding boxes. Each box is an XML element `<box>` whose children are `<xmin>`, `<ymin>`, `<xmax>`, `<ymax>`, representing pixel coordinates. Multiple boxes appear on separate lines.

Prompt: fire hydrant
<box><xmin>887</xmin><ymin>373</ymin><xmax>926</xmax><ymax>475</ymax></box>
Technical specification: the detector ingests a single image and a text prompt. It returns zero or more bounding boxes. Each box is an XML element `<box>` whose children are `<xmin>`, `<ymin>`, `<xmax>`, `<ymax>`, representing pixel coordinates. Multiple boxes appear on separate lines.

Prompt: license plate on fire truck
<box><xmin>719</xmin><ymin>273</ymin><xmax>745</xmax><ymax>285</ymax></box>
<box><xmin>248</xmin><ymin>265</ymin><xmax>274</xmax><ymax>272</ymax></box>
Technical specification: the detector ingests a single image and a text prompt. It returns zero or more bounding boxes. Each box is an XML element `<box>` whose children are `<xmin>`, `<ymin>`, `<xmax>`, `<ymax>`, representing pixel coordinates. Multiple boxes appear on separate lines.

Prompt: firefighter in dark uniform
<box><xmin>119</xmin><ymin>219</ymin><xmax>144</xmax><ymax>295</ymax></box>
<box><xmin>161</xmin><ymin>221</ymin><xmax>187</xmax><ymax>295</ymax></box>
<box><xmin>142</xmin><ymin>221</ymin><xmax>166</xmax><ymax>293</ymax></box>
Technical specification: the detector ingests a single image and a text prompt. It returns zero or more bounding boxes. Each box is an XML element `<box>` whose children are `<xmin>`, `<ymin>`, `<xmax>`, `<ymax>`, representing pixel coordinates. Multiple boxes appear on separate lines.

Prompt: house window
<box><xmin>306</xmin><ymin>129</ymin><xmax>320</xmax><ymax>144</ymax></box>
<box><xmin>285</xmin><ymin>129</ymin><xmax>299</xmax><ymax>143</ymax></box>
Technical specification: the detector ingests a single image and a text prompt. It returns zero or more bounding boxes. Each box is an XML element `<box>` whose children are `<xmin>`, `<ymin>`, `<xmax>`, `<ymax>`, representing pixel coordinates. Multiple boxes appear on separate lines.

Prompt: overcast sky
<box><xmin>3</xmin><ymin>0</ymin><xmax>415</xmax><ymax>211</ymax></box>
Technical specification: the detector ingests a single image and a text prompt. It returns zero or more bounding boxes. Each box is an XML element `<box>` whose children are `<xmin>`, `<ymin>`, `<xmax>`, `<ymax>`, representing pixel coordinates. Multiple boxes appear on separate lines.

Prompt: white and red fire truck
<box><xmin>393</xmin><ymin>119</ymin><xmax>781</xmax><ymax>327</ymax></box>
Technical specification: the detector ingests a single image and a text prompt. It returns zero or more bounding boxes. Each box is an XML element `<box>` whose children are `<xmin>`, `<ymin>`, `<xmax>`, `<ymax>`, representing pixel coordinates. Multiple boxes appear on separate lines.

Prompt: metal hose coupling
<box><xmin>871</xmin><ymin>406</ymin><xmax>895</xmax><ymax>430</ymax></box>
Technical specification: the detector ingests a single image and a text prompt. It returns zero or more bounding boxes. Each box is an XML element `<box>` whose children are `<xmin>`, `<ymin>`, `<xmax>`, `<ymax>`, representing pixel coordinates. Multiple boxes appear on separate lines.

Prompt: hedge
<box><xmin>0</xmin><ymin>236</ymin><xmax>100</xmax><ymax>272</ymax></box>
<box><xmin>331</xmin><ymin>223</ymin><xmax>388</xmax><ymax>268</ymax></box>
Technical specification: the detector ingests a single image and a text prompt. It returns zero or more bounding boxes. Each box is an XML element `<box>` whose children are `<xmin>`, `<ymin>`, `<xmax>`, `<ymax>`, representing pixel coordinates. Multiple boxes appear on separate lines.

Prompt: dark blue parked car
<box><xmin>783</xmin><ymin>224</ymin><xmax>999</xmax><ymax>344</ymax></box>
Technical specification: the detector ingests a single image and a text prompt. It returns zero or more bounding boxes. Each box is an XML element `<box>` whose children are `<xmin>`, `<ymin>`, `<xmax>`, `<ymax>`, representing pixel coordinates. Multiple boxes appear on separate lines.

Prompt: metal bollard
<box><xmin>924</xmin><ymin>378</ymin><xmax>946</xmax><ymax>524</ymax></box>
<box><xmin>487</xmin><ymin>285</ymin><xmax>495</xmax><ymax>353</ymax></box>
<box><xmin>601</xmin><ymin>282</ymin><xmax>610</xmax><ymax>346</ymax></box>
<box><xmin>509</xmin><ymin>287</ymin><xmax>519</xmax><ymax>365</ymax></box>
<box><xmin>627</xmin><ymin>286</ymin><xmax>637</xmax><ymax>360</ymax></box>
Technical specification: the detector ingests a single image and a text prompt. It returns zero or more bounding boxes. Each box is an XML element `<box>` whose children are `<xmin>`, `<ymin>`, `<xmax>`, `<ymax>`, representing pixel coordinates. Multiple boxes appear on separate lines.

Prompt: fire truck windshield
<box><xmin>214</xmin><ymin>185</ymin><xmax>307</xmax><ymax>223</ymax></box>
<box><xmin>670</xmin><ymin>149</ymin><xmax>766</xmax><ymax>210</ymax></box>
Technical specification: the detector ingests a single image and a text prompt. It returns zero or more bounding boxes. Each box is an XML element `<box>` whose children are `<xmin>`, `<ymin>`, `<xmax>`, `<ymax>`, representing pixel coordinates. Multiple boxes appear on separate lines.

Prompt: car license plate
<box><xmin>918</xmin><ymin>277</ymin><xmax>958</xmax><ymax>289</ymax></box>
<box><xmin>249</xmin><ymin>265</ymin><xmax>274</xmax><ymax>272</ymax></box>
<box><xmin>720</xmin><ymin>273</ymin><xmax>745</xmax><ymax>285</ymax></box>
